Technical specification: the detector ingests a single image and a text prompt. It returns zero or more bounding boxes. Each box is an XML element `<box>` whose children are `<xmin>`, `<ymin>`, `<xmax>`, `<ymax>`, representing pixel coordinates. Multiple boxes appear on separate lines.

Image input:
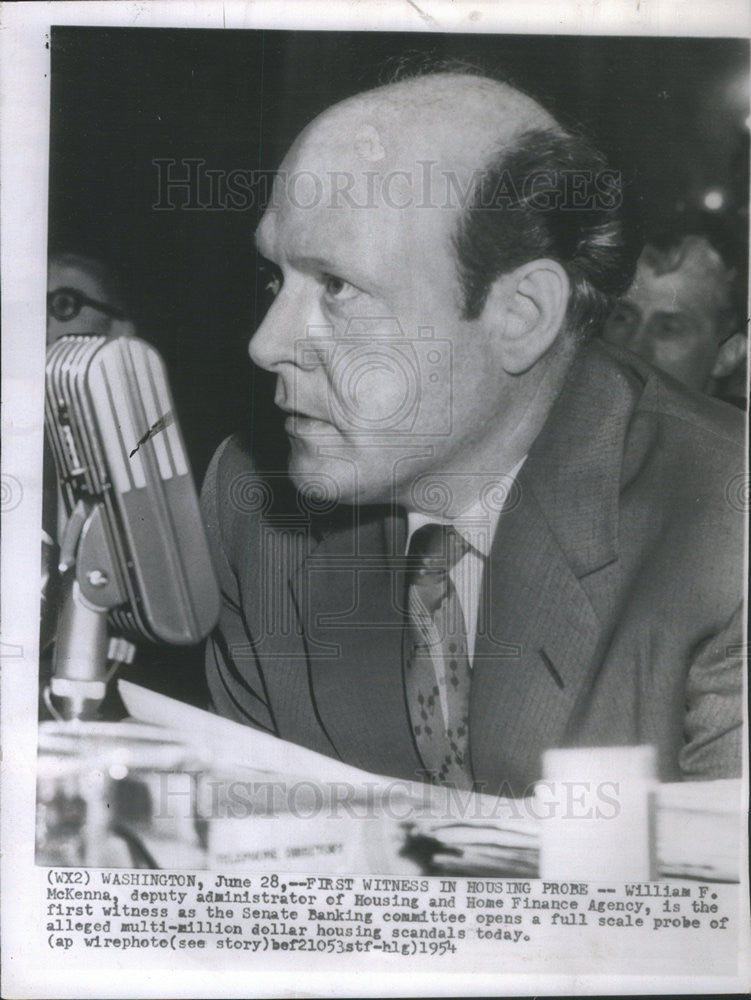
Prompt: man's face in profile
<box><xmin>248</xmin><ymin>105</ymin><xmax>514</xmax><ymax>509</ymax></box>
<box><xmin>602</xmin><ymin>242</ymin><xmax>733</xmax><ymax>392</ymax></box>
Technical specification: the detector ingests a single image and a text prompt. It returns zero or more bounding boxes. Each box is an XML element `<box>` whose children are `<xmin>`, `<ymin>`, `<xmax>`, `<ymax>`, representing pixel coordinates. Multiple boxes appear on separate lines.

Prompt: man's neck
<box><xmin>404</xmin><ymin>337</ymin><xmax>578</xmax><ymax>517</ymax></box>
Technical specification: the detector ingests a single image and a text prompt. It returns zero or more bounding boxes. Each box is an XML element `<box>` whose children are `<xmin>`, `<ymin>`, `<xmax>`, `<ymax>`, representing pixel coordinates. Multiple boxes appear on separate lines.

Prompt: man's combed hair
<box><xmin>454</xmin><ymin>128</ymin><xmax>638</xmax><ymax>338</ymax></box>
<box><xmin>640</xmin><ymin>232</ymin><xmax>742</xmax><ymax>337</ymax></box>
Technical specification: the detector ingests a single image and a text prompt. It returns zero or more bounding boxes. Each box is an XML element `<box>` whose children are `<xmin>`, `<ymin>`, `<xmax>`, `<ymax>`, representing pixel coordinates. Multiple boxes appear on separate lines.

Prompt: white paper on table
<box><xmin>118</xmin><ymin>679</ymin><xmax>537</xmax><ymax>824</ymax></box>
<box><xmin>119</xmin><ymin>681</ymin><xmax>742</xmax><ymax>880</ymax></box>
<box><xmin>119</xmin><ymin>679</ymin><xmax>391</xmax><ymax>786</ymax></box>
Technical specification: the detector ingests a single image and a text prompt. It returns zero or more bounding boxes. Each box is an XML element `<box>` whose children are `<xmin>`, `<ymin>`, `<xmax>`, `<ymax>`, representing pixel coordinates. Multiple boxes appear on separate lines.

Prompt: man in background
<box><xmin>602</xmin><ymin>233</ymin><xmax>747</xmax><ymax>405</ymax></box>
<box><xmin>47</xmin><ymin>251</ymin><xmax>130</xmax><ymax>345</ymax></box>
<box><xmin>42</xmin><ymin>254</ymin><xmax>133</xmax><ymax>679</ymax></box>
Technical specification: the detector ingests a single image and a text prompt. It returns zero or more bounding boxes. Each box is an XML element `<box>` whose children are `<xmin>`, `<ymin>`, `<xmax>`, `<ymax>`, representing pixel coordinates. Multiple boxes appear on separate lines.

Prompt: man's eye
<box><xmin>604</xmin><ymin>304</ymin><xmax>639</xmax><ymax>343</ymax></box>
<box><xmin>323</xmin><ymin>274</ymin><xmax>359</xmax><ymax>301</ymax></box>
<box><xmin>610</xmin><ymin>306</ymin><xmax>637</xmax><ymax>327</ymax></box>
<box><xmin>653</xmin><ymin>314</ymin><xmax>688</xmax><ymax>339</ymax></box>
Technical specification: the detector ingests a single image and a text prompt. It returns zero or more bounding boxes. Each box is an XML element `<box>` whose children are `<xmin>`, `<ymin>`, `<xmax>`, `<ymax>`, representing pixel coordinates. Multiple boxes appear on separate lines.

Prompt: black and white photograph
<box><xmin>2</xmin><ymin>1</ymin><xmax>749</xmax><ymax>996</ymax></box>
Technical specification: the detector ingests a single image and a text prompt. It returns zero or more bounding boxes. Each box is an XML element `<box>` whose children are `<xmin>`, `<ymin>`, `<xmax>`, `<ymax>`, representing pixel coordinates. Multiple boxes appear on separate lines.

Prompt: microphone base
<box><xmin>49</xmin><ymin>676</ymin><xmax>108</xmax><ymax>722</ymax></box>
<box><xmin>51</xmin><ymin>575</ymin><xmax>110</xmax><ymax>722</ymax></box>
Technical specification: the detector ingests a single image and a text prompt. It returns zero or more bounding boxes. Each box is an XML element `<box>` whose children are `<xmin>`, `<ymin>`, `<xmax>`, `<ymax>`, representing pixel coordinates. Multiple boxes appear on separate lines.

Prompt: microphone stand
<box><xmin>49</xmin><ymin>498</ymin><xmax>134</xmax><ymax>721</ymax></box>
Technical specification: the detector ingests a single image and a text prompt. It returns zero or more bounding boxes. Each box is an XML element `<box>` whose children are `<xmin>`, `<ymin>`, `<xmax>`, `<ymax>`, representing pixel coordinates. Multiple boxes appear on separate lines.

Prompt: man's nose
<box><xmin>248</xmin><ymin>295</ymin><xmax>299</xmax><ymax>373</ymax></box>
<box><xmin>628</xmin><ymin>321</ymin><xmax>659</xmax><ymax>362</ymax></box>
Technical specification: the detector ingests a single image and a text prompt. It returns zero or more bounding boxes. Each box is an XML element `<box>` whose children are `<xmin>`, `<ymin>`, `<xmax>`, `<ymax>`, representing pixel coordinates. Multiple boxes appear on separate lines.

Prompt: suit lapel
<box><xmin>470</xmin><ymin>479</ymin><xmax>603</xmax><ymax>795</ymax></box>
<box><xmin>296</xmin><ymin>507</ymin><xmax>425</xmax><ymax>779</ymax></box>
<box><xmin>470</xmin><ymin>342</ymin><xmax>642</xmax><ymax>795</ymax></box>
<box><xmin>238</xmin><ymin>475</ymin><xmax>342</xmax><ymax>757</ymax></box>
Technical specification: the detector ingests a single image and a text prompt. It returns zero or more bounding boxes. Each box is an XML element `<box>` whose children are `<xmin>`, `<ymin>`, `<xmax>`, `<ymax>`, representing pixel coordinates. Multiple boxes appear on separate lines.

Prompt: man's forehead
<box><xmin>255</xmin><ymin>144</ymin><xmax>460</xmax><ymax>266</ymax></box>
<box><xmin>255</xmin><ymin>75</ymin><xmax>556</xmax><ymax>269</ymax></box>
<box><xmin>255</xmin><ymin>199</ymin><xmax>378</xmax><ymax>261</ymax></box>
<box><xmin>255</xmin><ymin>180</ymin><xmax>454</xmax><ymax>288</ymax></box>
<box><xmin>281</xmin><ymin>74</ymin><xmax>556</xmax><ymax>190</ymax></box>
<box><xmin>48</xmin><ymin>261</ymin><xmax>108</xmax><ymax>300</ymax></box>
<box><xmin>290</xmin><ymin>79</ymin><xmax>549</xmax><ymax>174</ymax></box>
<box><xmin>630</xmin><ymin>259</ymin><xmax>722</xmax><ymax>314</ymax></box>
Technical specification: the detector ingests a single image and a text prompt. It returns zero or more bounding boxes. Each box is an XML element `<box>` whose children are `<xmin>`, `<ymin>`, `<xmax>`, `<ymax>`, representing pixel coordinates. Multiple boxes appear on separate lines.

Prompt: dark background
<box><xmin>47</xmin><ymin>28</ymin><xmax>749</xmax><ymax>705</ymax></box>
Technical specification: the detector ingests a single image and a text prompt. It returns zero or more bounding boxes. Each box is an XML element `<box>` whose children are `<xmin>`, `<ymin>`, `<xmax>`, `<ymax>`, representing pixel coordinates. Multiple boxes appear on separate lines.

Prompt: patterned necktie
<box><xmin>404</xmin><ymin>523</ymin><xmax>473</xmax><ymax>788</ymax></box>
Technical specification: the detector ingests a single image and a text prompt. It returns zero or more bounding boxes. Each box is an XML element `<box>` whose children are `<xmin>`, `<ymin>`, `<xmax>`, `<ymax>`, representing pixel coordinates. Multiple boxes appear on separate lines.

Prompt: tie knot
<box><xmin>408</xmin><ymin>523</ymin><xmax>468</xmax><ymax>579</ymax></box>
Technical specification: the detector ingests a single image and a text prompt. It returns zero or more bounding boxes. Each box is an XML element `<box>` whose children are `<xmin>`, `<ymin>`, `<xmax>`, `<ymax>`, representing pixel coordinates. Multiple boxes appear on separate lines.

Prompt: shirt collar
<box><xmin>405</xmin><ymin>457</ymin><xmax>527</xmax><ymax>558</ymax></box>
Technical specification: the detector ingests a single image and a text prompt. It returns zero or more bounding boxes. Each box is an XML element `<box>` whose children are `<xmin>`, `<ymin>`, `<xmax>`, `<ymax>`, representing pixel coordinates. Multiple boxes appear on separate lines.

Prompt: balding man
<box><xmin>201</xmin><ymin>73</ymin><xmax>744</xmax><ymax>795</ymax></box>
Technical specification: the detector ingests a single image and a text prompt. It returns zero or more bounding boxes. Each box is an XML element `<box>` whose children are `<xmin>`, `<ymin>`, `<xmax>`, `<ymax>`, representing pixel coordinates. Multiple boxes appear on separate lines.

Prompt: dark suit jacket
<box><xmin>201</xmin><ymin>340</ymin><xmax>745</xmax><ymax>795</ymax></box>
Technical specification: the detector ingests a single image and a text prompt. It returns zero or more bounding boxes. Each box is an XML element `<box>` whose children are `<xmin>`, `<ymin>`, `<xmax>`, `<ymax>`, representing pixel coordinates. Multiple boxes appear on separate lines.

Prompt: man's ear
<box><xmin>481</xmin><ymin>259</ymin><xmax>570</xmax><ymax>374</ymax></box>
<box><xmin>711</xmin><ymin>330</ymin><xmax>747</xmax><ymax>380</ymax></box>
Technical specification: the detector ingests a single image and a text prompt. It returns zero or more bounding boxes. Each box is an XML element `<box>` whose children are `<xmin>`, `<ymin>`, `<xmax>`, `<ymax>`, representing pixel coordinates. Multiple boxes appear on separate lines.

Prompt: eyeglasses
<box><xmin>47</xmin><ymin>287</ymin><xmax>127</xmax><ymax>323</ymax></box>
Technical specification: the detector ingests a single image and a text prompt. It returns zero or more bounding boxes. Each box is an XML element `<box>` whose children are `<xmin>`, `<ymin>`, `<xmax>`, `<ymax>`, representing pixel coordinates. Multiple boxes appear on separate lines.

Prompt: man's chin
<box><xmin>287</xmin><ymin>459</ymin><xmax>393</xmax><ymax>510</ymax></box>
<box><xmin>287</xmin><ymin>459</ymin><xmax>351</xmax><ymax>509</ymax></box>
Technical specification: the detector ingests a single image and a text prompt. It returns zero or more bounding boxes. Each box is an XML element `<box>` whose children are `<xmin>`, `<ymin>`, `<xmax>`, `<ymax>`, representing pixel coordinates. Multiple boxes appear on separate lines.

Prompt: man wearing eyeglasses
<box><xmin>42</xmin><ymin>252</ymin><xmax>132</xmax><ymax>666</ymax></box>
<box><xmin>47</xmin><ymin>252</ymin><xmax>129</xmax><ymax>344</ymax></box>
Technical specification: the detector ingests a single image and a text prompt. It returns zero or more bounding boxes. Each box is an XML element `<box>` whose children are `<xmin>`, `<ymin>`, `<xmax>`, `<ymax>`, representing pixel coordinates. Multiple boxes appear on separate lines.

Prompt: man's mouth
<box><xmin>278</xmin><ymin>407</ymin><xmax>332</xmax><ymax>437</ymax></box>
